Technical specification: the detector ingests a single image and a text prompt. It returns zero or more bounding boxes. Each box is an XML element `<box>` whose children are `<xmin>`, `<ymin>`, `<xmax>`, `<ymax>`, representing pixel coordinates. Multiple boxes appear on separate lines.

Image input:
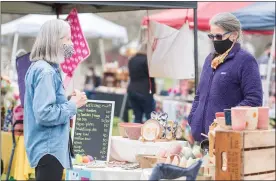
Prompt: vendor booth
<box><xmin>141</xmin><ymin>1</ymin><xmax>276</xmax><ymax>120</ymax></box>
<box><xmin>1</xmin><ymin>1</ymin><xmax>201</xmax><ymax>181</ymax></box>
<box><xmin>1</xmin><ymin>1</ymin><xmax>275</xmax><ymax>181</ymax></box>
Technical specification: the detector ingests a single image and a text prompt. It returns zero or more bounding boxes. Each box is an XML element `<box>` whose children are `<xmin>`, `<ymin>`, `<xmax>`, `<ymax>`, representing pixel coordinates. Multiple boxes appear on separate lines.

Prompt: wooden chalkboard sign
<box><xmin>72</xmin><ymin>100</ymin><xmax>115</xmax><ymax>162</ymax></box>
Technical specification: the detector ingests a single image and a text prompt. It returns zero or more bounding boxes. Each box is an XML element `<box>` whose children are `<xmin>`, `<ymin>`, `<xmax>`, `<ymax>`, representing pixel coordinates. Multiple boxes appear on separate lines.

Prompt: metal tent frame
<box><xmin>1</xmin><ymin>2</ymin><xmax>198</xmax><ymax>180</ymax></box>
<box><xmin>1</xmin><ymin>1</ymin><xmax>197</xmax><ymax>14</ymax></box>
<box><xmin>1</xmin><ymin>1</ymin><xmax>199</xmax><ymax>87</ymax></box>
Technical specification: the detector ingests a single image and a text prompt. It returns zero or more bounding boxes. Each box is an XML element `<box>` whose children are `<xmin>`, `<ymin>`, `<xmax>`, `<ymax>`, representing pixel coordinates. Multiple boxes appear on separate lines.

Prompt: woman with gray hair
<box><xmin>188</xmin><ymin>12</ymin><xmax>263</xmax><ymax>141</ymax></box>
<box><xmin>24</xmin><ymin>19</ymin><xmax>87</xmax><ymax>180</ymax></box>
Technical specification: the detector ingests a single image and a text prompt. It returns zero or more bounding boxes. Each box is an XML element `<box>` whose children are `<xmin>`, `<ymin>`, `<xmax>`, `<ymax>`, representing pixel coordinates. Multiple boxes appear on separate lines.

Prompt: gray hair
<box><xmin>209</xmin><ymin>12</ymin><xmax>242</xmax><ymax>40</ymax></box>
<box><xmin>30</xmin><ymin>19</ymin><xmax>70</xmax><ymax>64</ymax></box>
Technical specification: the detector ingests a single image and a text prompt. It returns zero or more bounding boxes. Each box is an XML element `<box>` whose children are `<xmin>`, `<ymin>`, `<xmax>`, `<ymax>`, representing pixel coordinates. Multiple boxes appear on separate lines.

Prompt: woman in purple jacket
<box><xmin>188</xmin><ymin>13</ymin><xmax>263</xmax><ymax>142</ymax></box>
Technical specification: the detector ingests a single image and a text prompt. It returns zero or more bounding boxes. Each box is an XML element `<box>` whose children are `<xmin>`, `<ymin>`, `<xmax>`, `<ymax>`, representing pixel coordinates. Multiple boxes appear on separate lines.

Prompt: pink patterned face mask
<box><xmin>63</xmin><ymin>43</ymin><xmax>75</xmax><ymax>58</ymax></box>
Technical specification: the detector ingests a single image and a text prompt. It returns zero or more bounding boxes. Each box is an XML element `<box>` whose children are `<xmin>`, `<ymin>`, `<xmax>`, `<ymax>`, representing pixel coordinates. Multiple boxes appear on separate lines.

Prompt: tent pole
<box><xmin>193</xmin><ymin>7</ymin><xmax>199</xmax><ymax>91</ymax></box>
<box><xmin>11</xmin><ymin>33</ymin><xmax>19</xmax><ymax>81</ymax></box>
<box><xmin>264</xmin><ymin>28</ymin><xmax>275</xmax><ymax>106</ymax></box>
<box><xmin>98</xmin><ymin>38</ymin><xmax>106</xmax><ymax>70</ymax></box>
<box><xmin>56</xmin><ymin>4</ymin><xmax>61</xmax><ymax>19</ymax></box>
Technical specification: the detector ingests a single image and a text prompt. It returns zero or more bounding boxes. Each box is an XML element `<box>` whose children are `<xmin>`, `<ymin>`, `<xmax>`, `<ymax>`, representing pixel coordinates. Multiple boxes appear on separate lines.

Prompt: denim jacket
<box><xmin>24</xmin><ymin>60</ymin><xmax>77</xmax><ymax>169</ymax></box>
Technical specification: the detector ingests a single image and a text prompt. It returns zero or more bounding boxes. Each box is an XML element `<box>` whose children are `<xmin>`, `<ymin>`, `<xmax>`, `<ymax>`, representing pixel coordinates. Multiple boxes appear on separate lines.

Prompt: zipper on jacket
<box><xmin>201</xmin><ymin>70</ymin><xmax>215</xmax><ymax>136</ymax></box>
<box><xmin>200</xmin><ymin>51</ymin><xmax>236</xmax><ymax>136</ymax></box>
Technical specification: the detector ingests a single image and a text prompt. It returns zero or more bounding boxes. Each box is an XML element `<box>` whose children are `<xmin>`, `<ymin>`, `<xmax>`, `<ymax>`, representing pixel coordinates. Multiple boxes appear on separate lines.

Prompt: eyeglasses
<box><xmin>208</xmin><ymin>32</ymin><xmax>231</xmax><ymax>41</ymax></box>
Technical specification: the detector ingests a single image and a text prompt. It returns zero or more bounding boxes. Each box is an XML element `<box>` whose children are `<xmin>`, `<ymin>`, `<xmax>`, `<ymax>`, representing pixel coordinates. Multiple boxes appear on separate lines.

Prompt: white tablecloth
<box><xmin>110</xmin><ymin>136</ymin><xmax>188</xmax><ymax>162</ymax></box>
<box><xmin>67</xmin><ymin>166</ymin><xmax>210</xmax><ymax>180</ymax></box>
<box><xmin>140</xmin><ymin>168</ymin><xmax>188</xmax><ymax>180</ymax></box>
<box><xmin>67</xmin><ymin>166</ymin><xmax>142</xmax><ymax>180</ymax></box>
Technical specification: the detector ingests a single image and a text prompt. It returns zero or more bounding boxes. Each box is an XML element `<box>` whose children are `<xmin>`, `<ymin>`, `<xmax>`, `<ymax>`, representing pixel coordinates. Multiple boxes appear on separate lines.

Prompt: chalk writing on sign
<box><xmin>72</xmin><ymin>101</ymin><xmax>114</xmax><ymax>161</ymax></box>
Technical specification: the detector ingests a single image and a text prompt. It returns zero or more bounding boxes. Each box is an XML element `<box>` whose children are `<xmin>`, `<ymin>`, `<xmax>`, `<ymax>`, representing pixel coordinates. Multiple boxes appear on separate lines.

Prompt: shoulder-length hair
<box><xmin>30</xmin><ymin>19</ymin><xmax>70</xmax><ymax>64</ymax></box>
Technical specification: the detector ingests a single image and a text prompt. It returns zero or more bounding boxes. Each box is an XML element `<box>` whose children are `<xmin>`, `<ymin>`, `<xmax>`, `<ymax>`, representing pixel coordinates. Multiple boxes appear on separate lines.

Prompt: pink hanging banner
<box><xmin>61</xmin><ymin>8</ymin><xmax>91</xmax><ymax>88</ymax></box>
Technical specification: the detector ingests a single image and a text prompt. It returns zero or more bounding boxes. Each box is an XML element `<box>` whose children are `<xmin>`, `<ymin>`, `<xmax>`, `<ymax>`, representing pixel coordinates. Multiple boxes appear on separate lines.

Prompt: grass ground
<box><xmin>163</xmin><ymin>78</ymin><xmax>174</xmax><ymax>90</ymax></box>
<box><xmin>112</xmin><ymin>117</ymin><xmax>120</xmax><ymax>136</ymax></box>
<box><xmin>112</xmin><ymin>110</ymin><xmax>133</xmax><ymax>136</ymax></box>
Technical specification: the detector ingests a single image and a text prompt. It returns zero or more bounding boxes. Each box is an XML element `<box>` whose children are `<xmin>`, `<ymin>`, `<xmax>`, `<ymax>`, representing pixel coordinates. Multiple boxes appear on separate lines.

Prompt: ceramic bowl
<box><xmin>118</xmin><ymin>122</ymin><xmax>141</xmax><ymax>138</ymax></box>
<box><xmin>125</xmin><ymin>123</ymin><xmax>143</xmax><ymax>140</ymax></box>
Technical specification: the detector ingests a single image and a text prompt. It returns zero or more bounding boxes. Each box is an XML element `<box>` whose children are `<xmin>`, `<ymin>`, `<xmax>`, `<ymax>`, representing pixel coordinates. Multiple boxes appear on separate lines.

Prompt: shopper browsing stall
<box><xmin>128</xmin><ymin>44</ymin><xmax>156</xmax><ymax>123</ymax></box>
<box><xmin>188</xmin><ymin>12</ymin><xmax>263</xmax><ymax>142</ymax></box>
<box><xmin>24</xmin><ymin>19</ymin><xmax>87</xmax><ymax>180</ymax></box>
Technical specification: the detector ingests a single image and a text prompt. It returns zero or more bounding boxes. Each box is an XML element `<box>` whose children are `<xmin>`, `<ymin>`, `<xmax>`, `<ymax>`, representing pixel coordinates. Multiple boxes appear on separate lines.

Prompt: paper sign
<box><xmin>66</xmin><ymin>169</ymin><xmax>92</xmax><ymax>180</ymax></box>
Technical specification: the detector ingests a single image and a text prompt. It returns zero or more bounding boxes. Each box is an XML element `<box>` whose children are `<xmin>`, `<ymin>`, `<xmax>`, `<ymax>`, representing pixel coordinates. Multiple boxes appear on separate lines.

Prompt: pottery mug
<box><xmin>245</xmin><ymin>107</ymin><xmax>258</xmax><ymax>130</ymax></box>
<box><xmin>224</xmin><ymin>109</ymin><xmax>232</xmax><ymax>126</ymax></box>
<box><xmin>231</xmin><ymin>107</ymin><xmax>247</xmax><ymax>131</ymax></box>
<box><xmin>231</xmin><ymin>107</ymin><xmax>258</xmax><ymax>131</ymax></box>
<box><xmin>257</xmin><ymin>107</ymin><xmax>269</xmax><ymax>130</ymax></box>
<box><xmin>215</xmin><ymin>112</ymin><xmax>225</xmax><ymax>118</ymax></box>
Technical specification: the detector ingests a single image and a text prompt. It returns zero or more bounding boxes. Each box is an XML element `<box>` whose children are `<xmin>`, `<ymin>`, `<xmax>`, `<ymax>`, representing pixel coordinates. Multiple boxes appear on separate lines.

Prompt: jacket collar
<box><xmin>49</xmin><ymin>62</ymin><xmax>59</xmax><ymax>69</ymax></box>
<box><xmin>226</xmin><ymin>42</ymin><xmax>241</xmax><ymax>60</ymax></box>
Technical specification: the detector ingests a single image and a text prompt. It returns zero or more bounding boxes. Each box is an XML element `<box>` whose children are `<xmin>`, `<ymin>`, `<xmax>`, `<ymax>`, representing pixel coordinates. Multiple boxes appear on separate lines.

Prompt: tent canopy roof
<box><xmin>232</xmin><ymin>2</ymin><xmax>275</xmax><ymax>31</ymax></box>
<box><xmin>1</xmin><ymin>1</ymin><xmax>197</xmax><ymax>14</ymax></box>
<box><xmin>142</xmin><ymin>9</ymin><xmax>188</xmax><ymax>29</ymax></box>
<box><xmin>1</xmin><ymin>13</ymin><xmax>128</xmax><ymax>42</ymax></box>
<box><xmin>186</xmin><ymin>2</ymin><xmax>254</xmax><ymax>30</ymax></box>
<box><xmin>142</xmin><ymin>2</ymin><xmax>275</xmax><ymax>34</ymax></box>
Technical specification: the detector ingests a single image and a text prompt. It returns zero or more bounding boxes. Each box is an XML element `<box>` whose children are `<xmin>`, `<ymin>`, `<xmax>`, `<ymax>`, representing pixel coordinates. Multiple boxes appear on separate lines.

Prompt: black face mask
<box><xmin>213</xmin><ymin>38</ymin><xmax>233</xmax><ymax>54</ymax></box>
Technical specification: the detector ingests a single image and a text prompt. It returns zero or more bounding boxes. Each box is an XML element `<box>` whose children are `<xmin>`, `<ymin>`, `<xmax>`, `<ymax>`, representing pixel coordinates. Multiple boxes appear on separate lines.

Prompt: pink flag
<box><xmin>61</xmin><ymin>8</ymin><xmax>91</xmax><ymax>88</ymax></box>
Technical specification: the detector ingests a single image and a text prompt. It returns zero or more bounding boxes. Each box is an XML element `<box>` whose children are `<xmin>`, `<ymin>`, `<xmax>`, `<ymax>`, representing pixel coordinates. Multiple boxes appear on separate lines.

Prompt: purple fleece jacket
<box><xmin>188</xmin><ymin>43</ymin><xmax>263</xmax><ymax>141</ymax></box>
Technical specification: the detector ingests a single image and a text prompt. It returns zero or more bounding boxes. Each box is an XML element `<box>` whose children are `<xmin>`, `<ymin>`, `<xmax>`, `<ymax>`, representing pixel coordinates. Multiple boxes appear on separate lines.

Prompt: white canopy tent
<box><xmin>1</xmin><ymin>13</ymin><xmax>128</xmax><ymax>41</ymax></box>
<box><xmin>1</xmin><ymin>13</ymin><xmax>129</xmax><ymax>80</ymax></box>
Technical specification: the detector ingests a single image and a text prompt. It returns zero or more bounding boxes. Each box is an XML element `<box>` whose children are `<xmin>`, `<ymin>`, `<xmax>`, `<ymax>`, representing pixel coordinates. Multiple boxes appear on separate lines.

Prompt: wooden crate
<box><xmin>215</xmin><ymin>129</ymin><xmax>275</xmax><ymax>180</ymax></box>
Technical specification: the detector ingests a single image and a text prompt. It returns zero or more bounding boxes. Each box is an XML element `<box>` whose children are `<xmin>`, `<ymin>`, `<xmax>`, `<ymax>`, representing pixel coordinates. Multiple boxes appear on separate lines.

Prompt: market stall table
<box><xmin>66</xmin><ymin>136</ymin><xmax>190</xmax><ymax>180</ymax></box>
<box><xmin>67</xmin><ymin>165</ymin><xmax>142</xmax><ymax>180</ymax></box>
<box><xmin>67</xmin><ymin>166</ymin><xmax>210</xmax><ymax>180</ymax></box>
<box><xmin>140</xmin><ymin>168</ymin><xmax>212</xmax><ymax>180</ymax></box>
<box><xmin>110</xmin><ymin>136</ymin><xmax>188</xmax><ymax>163</ymax></box>
<box><xmin>1</xmin><ymin>131</ymin><xmax>34</xmax><ymax>180</ymax></box>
